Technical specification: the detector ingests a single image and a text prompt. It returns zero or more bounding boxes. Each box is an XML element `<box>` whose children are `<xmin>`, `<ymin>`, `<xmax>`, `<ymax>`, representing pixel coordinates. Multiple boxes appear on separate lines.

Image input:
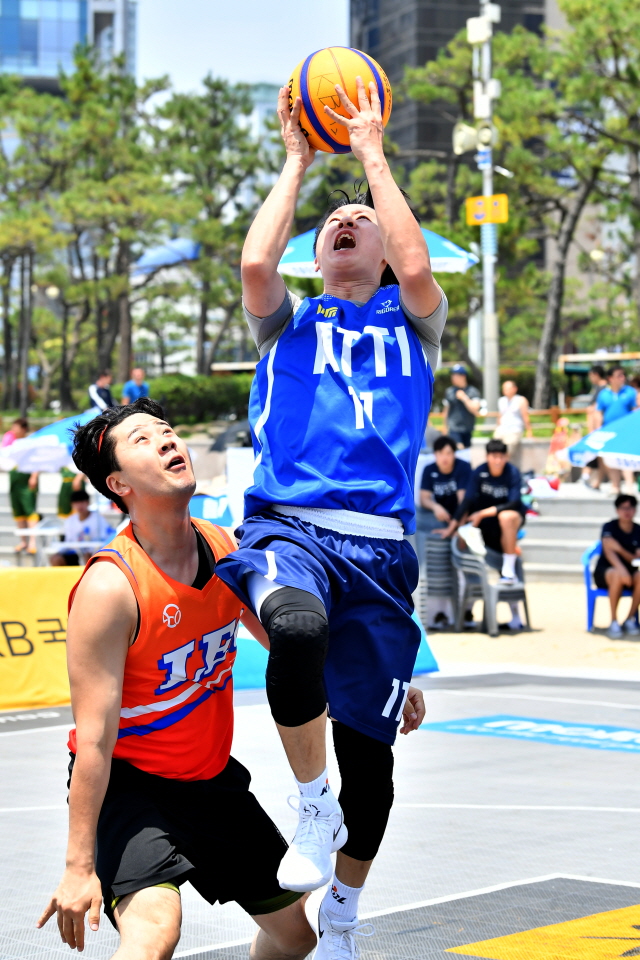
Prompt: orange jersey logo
<box><xmin>68</xmin><ymin>519</ymin><xmax>243</xmax><ymax>781</ymax></box>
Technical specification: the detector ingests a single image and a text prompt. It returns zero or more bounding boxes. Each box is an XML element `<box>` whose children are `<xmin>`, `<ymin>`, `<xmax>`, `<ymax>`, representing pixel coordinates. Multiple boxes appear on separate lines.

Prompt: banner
<box><xmin>0</xmin><ymin>567</ymin><xmax>81</xmax><ymax>711</ymax></box>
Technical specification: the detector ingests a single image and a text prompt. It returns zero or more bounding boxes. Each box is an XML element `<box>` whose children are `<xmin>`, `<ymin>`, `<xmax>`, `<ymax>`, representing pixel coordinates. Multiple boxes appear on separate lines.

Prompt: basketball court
<box><xmin>2</xmin><ymin>670</ymin><xmax>640</xmax><ymax>959</ymax></box>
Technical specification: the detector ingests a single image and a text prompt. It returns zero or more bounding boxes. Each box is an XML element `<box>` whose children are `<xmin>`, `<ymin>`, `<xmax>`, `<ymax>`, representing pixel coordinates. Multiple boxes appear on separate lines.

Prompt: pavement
<box><xmin>3</xmin><ymin>663</ymin><xmax>640</xmax><ymax>959</ymax></box>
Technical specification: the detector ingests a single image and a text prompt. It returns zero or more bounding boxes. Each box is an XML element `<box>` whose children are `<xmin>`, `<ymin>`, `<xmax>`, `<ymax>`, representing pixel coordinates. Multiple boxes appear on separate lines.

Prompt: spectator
<box><xmin>50</xmin><ymin>489</ymin><xmax>111</xmax><ymax>566</ymax></box>
<box><xmin>419</xmin><ymin>435</ymin><xmax>471</xmax><ymax>541</ymax></box>
<box><xmin>88</xmin><ymin>370</ymin><xmax>115</xmax><ymax>412</ymax></box>
<box><xmin>122</xmin><ymin>367</ymin><xmax>149</xmax><ymax>405</ymax></box>
<box><xmin>442</xmin><ymin>364</ymin><xmax>481</xmax><ymax>453</ymax></box>
<box><xmin>596</xmin><ymin>365</ymin><xmax>638</xmax><ymax>493</ymax></box>
<box><xmin>57</xmin><ymin>468</ymin><xmax>86</xmax><ymax>519</ymax></box>
<box><xmin>456</xmin><ymin>437</ymin><xmax>527</xmax><ymax>594</ymax></box>
<box><xmin>594</xmin><ymin>494</ymin><xmax>640</xmax><ymax>639</ymax></box>
<box><xmin>2</xmin><ymin>418</ymin><xmax>39</xmax><ymax>555</ymax></box>
<box><xmin>494</xmin><ymin>380</ymin><xmax>533</xmax><ymax>468</ymax></box>
<box><xmin>583</xmin><ymin>365</ymin><xmax>609</xmax><ymax>488</ymax></box>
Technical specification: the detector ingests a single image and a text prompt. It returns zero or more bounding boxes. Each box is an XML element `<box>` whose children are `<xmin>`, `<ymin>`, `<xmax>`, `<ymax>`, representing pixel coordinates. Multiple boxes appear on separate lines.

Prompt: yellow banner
<box><xmin>0</xmin><ymin>567</ymin><xmax>82</xmax><ymax>711</ymax></box>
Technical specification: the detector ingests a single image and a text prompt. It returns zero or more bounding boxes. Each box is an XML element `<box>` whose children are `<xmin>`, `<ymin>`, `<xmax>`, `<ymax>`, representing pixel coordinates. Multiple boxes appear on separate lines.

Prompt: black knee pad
<box><xmin>332</xmin><ymin>721</ymin><xmax>394</xmax><ymax>861</ymax></box>
<box><xmin>261</xmin><ymin>587</ymin><xmax>329</xmax><ymax>728</ymax></box>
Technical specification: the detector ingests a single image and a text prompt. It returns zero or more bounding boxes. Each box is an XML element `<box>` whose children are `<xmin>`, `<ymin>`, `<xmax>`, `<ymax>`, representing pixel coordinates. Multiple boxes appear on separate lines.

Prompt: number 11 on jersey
<box><xmin>348</xmin><ymin>387</ymin><xmax>373</xmax><ymax>429</ymax></box>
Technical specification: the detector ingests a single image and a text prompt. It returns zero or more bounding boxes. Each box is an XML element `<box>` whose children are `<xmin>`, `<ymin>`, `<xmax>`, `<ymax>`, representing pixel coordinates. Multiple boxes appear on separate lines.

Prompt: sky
<box><xmin>137</xmin><ymin>0</ymin><xmax>349</xmax><ymax>93</ymax></box>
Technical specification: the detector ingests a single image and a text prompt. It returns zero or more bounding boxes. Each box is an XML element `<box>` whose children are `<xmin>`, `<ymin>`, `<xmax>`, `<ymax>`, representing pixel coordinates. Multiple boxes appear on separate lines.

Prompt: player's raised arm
<box><xmin>242</xmin><ymin>86</ymin><xmax>316</xmax><ymax>319</ymax></box>
<box><xmin>37</xmin><ymin>562</ymin><xmax>136</xmax><ymax>951</ymax></box>
<box><xmin>324</xmin><ymin>78</ymin><xmax>443</xmax><ymax>319</ymax></box>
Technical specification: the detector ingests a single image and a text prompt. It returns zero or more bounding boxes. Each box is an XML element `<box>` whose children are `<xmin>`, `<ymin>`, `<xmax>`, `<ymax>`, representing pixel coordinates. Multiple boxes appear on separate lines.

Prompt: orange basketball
<box><xmin>288</xmin><ymin>46</ymin><xmax>392</xmax><ymax>154</ymax></box>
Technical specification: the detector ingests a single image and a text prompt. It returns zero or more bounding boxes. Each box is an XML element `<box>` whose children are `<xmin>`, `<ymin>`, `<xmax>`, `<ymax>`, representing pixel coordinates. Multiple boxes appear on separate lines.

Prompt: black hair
<box><xmin>12</xmin><ymin>417</ymin><xmax>28</xmax><ymax>430</ymax></box>
<box><xmin>72</xmin><ymin>397</ymin><xmax>165</xmax><ymax>514</ymax></box>
<box><xmin>486</xmin><ymin>438</ymin><xmax>508</xmax><ymax>454</ymax></box>
<box><xmin>434</xmin><ymin>434</ymin><xmax>457</xmax><ymax>453</ymax></box>
<box><xmin>607</xmin><ymin>364</ymin><xmax>625</xmax><ymax>377</ymax></box>
<box><xmin>70</xmin><ymin>489</ymin><xmax>90</xmax><ymax>503</ymax></box>
<box><xmin>590</xmin><ymin>364</ymin><xmax>606</xmax><ymax>378</ymax></box>
<box><xmin>615</xmin><ymin>493</ymin><xmax>638</xmax><ymax>510</ymax></box>
<box><xmin>312</xmin><ymin>180</ymin><xmax>420</xmax><ymax>287</ymax></box>
<box><xmin>97</xmin><ymin>369</ymin><xmax>111</xmax><ymax>380</ymax></box>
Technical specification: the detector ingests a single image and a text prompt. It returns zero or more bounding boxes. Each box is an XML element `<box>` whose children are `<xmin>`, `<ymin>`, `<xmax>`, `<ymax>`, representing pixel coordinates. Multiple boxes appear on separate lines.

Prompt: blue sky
<box><xmin>137</xmin><ymin>0</ymin><xmax>349</xmax><ymax>92</ymax></box>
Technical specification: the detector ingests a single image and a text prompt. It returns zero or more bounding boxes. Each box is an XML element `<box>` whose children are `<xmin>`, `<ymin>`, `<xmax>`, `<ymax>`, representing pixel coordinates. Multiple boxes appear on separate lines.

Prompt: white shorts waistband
<box><xmin>272</xmin><ymin>505</ymin><xmax>405</xmax><ymax>541</ymax></box>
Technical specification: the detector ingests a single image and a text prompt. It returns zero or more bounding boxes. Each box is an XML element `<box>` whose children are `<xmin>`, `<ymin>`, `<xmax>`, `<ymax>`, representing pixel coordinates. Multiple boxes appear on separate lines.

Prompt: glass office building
<box><xmin>0</xmin><ymin>0</ymin><xmax>88</xmax><ymax>81</ymax></box>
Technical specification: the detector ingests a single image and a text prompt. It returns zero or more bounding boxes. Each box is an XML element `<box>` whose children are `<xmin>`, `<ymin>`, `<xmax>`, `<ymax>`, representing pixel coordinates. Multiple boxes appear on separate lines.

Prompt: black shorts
<box><xmin>479</xmin><ymin>513</ymin><xmax>525</xmax><ymax>554</ymax></box>
<box><xmin>594</xmin><ymin>562</ymin><xmax>637</xmax><ymax>590</ymax></box>
<box><xmin>68</xmin><ymin>753</ymin><xmax>300</xmax><ymax>928</ymax></box>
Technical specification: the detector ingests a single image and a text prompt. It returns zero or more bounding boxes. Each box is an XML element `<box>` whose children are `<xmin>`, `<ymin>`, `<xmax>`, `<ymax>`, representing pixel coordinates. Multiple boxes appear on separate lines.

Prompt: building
<box><xmin>0</xmin><ymin>0</ymin><xmax>136</xmax><ymax>92</ymax></box>
<box><xmin>350</xmin><ymin>0</ymin><xmax>556</xmax><ymax>156</ymax></box>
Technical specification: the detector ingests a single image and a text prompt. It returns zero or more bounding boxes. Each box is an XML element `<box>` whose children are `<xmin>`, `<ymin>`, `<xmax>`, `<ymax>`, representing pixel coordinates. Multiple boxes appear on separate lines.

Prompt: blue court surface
<box><xmin>3</xmin><ymin>670</ymin><xmax>640</xmax><ymax>959</ymax></box>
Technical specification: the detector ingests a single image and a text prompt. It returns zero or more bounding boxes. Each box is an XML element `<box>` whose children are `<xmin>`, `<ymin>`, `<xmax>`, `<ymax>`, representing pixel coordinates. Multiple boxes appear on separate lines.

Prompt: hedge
<box><xmin>149</xmin><ymin>373</ymin><xmax>254</xmax><ymax>424</ymax></box>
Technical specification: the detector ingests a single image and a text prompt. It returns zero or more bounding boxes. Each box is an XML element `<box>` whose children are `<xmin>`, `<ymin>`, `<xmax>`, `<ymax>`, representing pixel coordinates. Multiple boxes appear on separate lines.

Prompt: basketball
<box><xmin>288</xmin><ymin>46</ymin><xmax>392</xmax><ymax>154</ymax></box>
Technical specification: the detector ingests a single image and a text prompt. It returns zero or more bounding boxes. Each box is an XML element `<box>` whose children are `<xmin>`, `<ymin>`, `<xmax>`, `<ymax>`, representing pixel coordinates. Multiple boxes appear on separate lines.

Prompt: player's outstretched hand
<box><xmin>400</xmin><ymin>685</ymin><xmax>426</xmax><ymax>735</ymax></box>
<box><xmin>324</xmin><ymin>76</ymin><xmax>384</xmax><ymax>165</ymax></box>
<box><xmin>277</xmin><ymin>85</ymin><xmax>316</xmax><ymax>170</ymax></box>
<box><xmin>37</xmin><ymin>868</ymin><xmax>102</xmax><ymax>952</ymax></box>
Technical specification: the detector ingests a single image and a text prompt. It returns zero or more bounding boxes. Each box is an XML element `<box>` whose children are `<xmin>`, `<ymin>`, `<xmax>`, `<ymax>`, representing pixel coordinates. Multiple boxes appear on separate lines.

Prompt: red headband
<box><xmin>97</xmin><ymin>425</ymin><xmax>108</xmax><ymax>454</ymax></box>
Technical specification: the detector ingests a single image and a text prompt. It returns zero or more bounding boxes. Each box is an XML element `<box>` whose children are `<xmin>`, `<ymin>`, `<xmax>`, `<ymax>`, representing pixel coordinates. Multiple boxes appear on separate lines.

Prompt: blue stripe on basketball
<box><xmin>354</xmin><ymin>49</ymin><xmax>387</xmax><ymax>117</ymax></box>
<box><xmin>300</xmin><ymin>51</ymin><xmax>351</xmax><ymax>155</ymax></box>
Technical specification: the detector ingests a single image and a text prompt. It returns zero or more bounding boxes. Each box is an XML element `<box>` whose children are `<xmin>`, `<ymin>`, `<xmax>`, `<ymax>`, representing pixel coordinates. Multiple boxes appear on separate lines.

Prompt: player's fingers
<box><xmin>290</xmin><ymin>96</ymin><xmax>303</xmax><ymax>127</ymax></box>
<box><xmin>36</xmin><ymin>900</ymin><xmax>56</xmax><ymax>928</ymax></box>
<box><xmin>88</xmin><ymin>897</ymin><xmax>101</xmax><ymax>933</ymax></box>
<box><xmin>355</xmin><ymin>75</ymin><xmax>369</xmax><ymax>110</ymax></box>
<box><xmin>334</xmin><ymin>84</ymin><xmax>359</xmax><ymax>117</ymax></box>
<box><xmin>74</xmin><ymin>916</ymin><xmax>85</xmax><ymax>953</ymax></box>
<box><xmin>369</xmin><ymin>80</ymin><xmax>382</xmax><ymax>117</ymax></box>
<box><xmin>62</xmin><ymin>910</ymin><xmax>77</xmax><ymax>948</ymax></box>
<box><xmin>56</xmin><ymin>906</ymin><xmax>65</xmax><ymax>941</ymax></box>
<box><xmin>324</xmin><ymin>105</ymin><xmax>351</xmax><ymax>127</ymax></box>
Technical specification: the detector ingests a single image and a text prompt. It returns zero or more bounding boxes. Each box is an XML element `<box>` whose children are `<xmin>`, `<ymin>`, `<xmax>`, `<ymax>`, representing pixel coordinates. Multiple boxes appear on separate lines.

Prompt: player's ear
<box><xmin>314</xmin><ymin>256</ymin><xmax>320</xmax><ymax>274</ymax></box>
<box><xmin>106</xmin><ymin>473</ymin><xmax>131</xmax><ymax>502</ymax></box>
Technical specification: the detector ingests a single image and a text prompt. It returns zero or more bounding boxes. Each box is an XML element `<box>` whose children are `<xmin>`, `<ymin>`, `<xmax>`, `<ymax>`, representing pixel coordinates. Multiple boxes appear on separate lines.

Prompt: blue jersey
<box><xmin>245</xmin><ymin>286</ymin><xmax>434</xmax><ymax>534</ymax></box>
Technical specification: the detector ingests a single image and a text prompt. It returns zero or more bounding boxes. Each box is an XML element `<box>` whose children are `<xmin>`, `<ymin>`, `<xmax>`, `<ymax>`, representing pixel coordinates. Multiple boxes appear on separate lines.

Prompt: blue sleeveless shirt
<box><xmin>245</xmin><ymin>285</ymin><xmax>434</xmax><ymax>534</ymax></box>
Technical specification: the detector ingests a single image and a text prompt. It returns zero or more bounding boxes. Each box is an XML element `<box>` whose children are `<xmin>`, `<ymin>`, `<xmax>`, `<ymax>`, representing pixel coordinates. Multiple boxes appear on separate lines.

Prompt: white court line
<box><xmin>0</xmin><ymin>805</ymin><xmax>66</xmax><ymax>813</ymax></box>
<box><xmin>174</xmin><ymin>874</ymin><xmax>640</xmax><ymax>957</ymax></box>
<box><xmin>395</xmin><ymin>803</ymin><xmax>640</xmax><ymax>813</ymax></box>
<box><xmin>0</xmin><ymin>723</ymin><xmax>69</xmax><ymax>737</ymax></box>
<box><xmin>442</xmin><ymin>690</ymin><xmax>640</xmax><ymax>711</ymax></box>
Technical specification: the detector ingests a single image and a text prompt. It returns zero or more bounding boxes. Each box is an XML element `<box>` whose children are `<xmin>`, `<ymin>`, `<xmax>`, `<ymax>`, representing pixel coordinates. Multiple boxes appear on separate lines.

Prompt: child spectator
<box><xmin>594</xmin><ymin>494</ymin><xmax>640</xmax><ymax>640</ymax></box>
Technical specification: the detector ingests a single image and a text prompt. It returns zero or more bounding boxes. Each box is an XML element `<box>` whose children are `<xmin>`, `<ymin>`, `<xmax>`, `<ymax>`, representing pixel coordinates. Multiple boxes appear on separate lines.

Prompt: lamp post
<box><xmin>466</xmin><ymin>1</ymin><xmax>502</xmax><ymax>417</ymax></box>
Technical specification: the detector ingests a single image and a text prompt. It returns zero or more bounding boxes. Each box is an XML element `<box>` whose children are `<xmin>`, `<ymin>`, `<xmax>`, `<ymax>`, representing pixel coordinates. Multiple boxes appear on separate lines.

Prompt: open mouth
<box><xmin>334</xmin><ymin>230</ymin><xmax>356</xmax><ymax>251</ymax></box>
<box><xmin>166</xmin><ymin>455</ymin><xmax>186</xmax><ymax>470</ymax></box>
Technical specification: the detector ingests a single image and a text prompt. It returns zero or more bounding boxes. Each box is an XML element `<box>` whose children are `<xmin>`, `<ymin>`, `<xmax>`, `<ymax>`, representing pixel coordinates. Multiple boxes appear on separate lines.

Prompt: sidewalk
<box><xmin>428</xmin><ymin>580</ymin><xmax>640</xmax><ymax>679</ymax></box>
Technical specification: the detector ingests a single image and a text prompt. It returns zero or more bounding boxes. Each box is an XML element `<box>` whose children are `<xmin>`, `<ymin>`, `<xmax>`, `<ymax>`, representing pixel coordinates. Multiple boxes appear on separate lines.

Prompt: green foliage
<box><xmin>149</xmin><ymin>373</ymin><xmax>253</xmax><ymax>424</ymax></box>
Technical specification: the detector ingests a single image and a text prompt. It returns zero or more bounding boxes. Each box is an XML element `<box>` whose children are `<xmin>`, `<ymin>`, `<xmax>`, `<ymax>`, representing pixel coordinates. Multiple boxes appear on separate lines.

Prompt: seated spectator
<box><xmin>594</xmin><ymin>494</ymin><xmax>640</xmax><ymax>640</ymax></box>
<box><xmin>419</xmin><ymin>435</ymin><xmax>471</xmax><ymax>540</ymax></box>
<box><xmin>50</xmin><ymin>489</ymin><xmax>112</xmax><ymax>566</ymax></box>
<box><xmin>455</xmin><ymin>438</ymin><xmax>527</xmax><ymax>588</ymax></box>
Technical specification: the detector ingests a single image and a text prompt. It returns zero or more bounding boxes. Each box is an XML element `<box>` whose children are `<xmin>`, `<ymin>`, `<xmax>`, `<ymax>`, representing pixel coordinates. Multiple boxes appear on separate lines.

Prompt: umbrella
<box><xmin>277</xmin><ymin>227</ymin><xmax>479</xmax><ymax>278</ymax></box>
<box><xmin>564</xmin><ymin>409</ymin><xmax>640</xmax><ymax>470</ymax></box>
<box><xmin>133</xmin><ymin>238</ymin><xmax>201</xmax><ymax>276</ymax></box>
<box><xmin>0</xmin><ymin>408</ymin><xmax>98</xmax><ymax>473</ymax></box>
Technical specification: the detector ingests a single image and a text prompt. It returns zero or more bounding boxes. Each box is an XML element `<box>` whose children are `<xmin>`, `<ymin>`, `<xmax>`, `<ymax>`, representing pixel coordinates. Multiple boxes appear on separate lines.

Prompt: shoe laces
<box><xmin>287</xmin><ymin>794</ymin><xmax>336</xmax><ymax>852</ymax></box>
<box><xmin>326</xmin><ymin>922</ymin><xmax>375</xmax><ymax>960</ymax></box>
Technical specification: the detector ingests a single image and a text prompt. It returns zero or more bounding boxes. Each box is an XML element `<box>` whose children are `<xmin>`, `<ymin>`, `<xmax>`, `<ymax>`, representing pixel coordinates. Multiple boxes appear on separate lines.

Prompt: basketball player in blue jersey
<box><xmin>216</xmin><ymin>78</ymin><xmax>442</xmax><ymax>957</ymax></box>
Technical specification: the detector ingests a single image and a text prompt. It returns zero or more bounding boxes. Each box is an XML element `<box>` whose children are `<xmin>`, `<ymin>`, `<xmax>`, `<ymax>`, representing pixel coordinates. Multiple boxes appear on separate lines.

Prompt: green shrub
<box><xmin>149</xmin><ymin>373</ymin><xmax>253</xmax><ymax>424</ymax></box>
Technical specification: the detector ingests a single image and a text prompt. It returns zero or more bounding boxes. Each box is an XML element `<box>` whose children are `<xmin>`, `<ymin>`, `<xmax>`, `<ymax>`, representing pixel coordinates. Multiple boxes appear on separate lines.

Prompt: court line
<box><xmin>441</xmin><ymin>690</ymin><xmax>640</xmax><ymax>711</ymax></box>
<box><xmin>175</xmin><ymin>873</ymin><xmax>640</xmax><ymax>957</ymax></box>
<box><xmin>0</xmin><ymin>724</ymin><xmax>70</xmax><ymax>737</ymax></box>
<box><xmin>395</xmin><ymin>803</ymin><xmax>640</xmax><ymax>813</ymax></box>
<box><xmin>0</xmin><ymin>805</ymin><xmax>66</xmax><ymax>814</ymax></box>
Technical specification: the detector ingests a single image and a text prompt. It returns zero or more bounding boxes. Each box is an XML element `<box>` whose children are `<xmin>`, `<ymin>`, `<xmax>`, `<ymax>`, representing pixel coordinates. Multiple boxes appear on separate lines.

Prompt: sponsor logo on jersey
<box><xmin>162</xmin><ymin>604</ymin><xmax>182</xmax><ymax>628</ymax></box>
<box><xmin>317</xmin><ymin>304</ymin><xmax>338</xmax><ymax>319</ymax></box>
<box><xmin>376</xmin><ymin>299</ymin><xmax>400</xmax><ymax>314</ymax></box>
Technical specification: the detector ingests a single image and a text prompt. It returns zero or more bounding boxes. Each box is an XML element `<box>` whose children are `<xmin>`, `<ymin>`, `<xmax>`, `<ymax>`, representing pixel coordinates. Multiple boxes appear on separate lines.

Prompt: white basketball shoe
<box><xmin>277</xmin><ymin>793</ymin><xmax>348</xmax><ymax>892</ymax></box>
<box><xmin>314</xmin><ymin>906</ymin><xmax>374</xmax><ymax>959</ymax></box>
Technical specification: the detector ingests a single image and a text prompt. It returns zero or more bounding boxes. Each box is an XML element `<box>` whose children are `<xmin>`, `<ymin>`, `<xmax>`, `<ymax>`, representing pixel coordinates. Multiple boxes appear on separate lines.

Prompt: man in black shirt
<box><xmin>419</xmin><ymin>435</ymin><xmax>471</xmax><ymax>540</ymax></box>
<box><xmin>593</xmin><ymin>494</ymin><xmax>640</xmax><ymax>639</ymax></box>
<box><xmin>455</xmin><ymin>439</ymin><xmax>526</xmax><ymax>587</ymax></box>
<box><xmin>88</xmin><ymin>370</ymin><xmax>115</xmax><ymax>412</ymax></box>
<box><xmin>442</xmin><ymin>365</ymin><xmax>481</xmax><ymax>450</ymax></box>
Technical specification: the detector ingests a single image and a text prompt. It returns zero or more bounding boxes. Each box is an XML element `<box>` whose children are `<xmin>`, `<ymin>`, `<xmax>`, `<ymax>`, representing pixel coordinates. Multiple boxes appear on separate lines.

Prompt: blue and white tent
<box><xmin>0</xmin><ymin>409</ymin><xmax>99</xmax><ymax>473</ymax></box>
<box><xmin>133</xmin><ymin>238</ymin><xmax>201</xmax><ymax>277</ymax></box>
<box><xmin>277</xmin><ymin>227</ymin><xmax>479</xmax><ymax>278</ymax></box>
<box><xmin>565</xmin><ymin>409</ymin><xmax>640</xmax><ymax>470</ymax></box>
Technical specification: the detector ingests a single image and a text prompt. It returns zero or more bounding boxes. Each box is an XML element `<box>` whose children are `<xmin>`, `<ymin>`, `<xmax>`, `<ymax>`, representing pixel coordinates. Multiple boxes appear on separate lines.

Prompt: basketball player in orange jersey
<box><xmin>37</xmin><ymin>398</ymin><xmax>316</xmax><ymax>959</ymax></box>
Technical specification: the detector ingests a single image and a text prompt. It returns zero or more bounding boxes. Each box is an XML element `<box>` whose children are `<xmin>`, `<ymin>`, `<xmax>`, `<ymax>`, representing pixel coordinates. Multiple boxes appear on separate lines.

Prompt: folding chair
<box><xmin>450</xmin><ymin>537</ymin><xmax>531</xmax><ymax>637</ymax></box>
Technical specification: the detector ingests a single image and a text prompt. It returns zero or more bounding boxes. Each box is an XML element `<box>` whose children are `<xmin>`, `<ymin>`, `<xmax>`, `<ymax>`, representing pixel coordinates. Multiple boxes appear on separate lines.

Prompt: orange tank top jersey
<box><xmin>67</xmin><ymin>519</ymin><xmax>244</xmax><ymax>781</ymax></box>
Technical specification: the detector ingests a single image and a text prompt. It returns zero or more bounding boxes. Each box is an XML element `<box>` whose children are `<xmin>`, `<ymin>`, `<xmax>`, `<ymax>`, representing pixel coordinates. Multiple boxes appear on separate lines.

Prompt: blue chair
<box><xmin>582</xmin><ymin>540</ymin><xmax>634</xmax><ymax>632</ymax></box>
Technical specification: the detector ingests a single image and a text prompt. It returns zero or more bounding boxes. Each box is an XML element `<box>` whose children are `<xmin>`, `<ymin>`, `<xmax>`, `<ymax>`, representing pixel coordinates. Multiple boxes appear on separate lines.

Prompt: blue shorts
<box><xmin>215</xmin><ymin>511</ymin><xmax>421</xmax><ymax>745</ymax></box>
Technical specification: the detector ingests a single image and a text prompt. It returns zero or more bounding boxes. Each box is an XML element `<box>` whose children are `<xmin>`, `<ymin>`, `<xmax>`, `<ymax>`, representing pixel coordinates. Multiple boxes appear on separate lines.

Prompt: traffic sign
<box><xmin>466</xmin><ymin>193</ymin><xmax>509</xmax><ymax>225</ymax></box>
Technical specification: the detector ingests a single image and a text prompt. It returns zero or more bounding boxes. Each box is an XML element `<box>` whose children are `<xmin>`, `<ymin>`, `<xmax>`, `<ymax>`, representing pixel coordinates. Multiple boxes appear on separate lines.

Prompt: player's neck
<box><xmin>128</xmin><ymin>501</ymin><xmax>198</xmax><ymax>585</ymax></box>
<box><xmin>323</xmin><ymin>277</ymin><xmax>380</xmax><ymax>304</ymax></box>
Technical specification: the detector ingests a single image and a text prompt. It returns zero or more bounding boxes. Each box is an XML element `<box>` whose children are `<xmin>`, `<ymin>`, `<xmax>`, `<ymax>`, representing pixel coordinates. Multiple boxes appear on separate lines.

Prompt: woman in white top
<box><xmin>494</xmin><ymin>380</ymin><xmax>533</xmax><ymax>466</ymax></box>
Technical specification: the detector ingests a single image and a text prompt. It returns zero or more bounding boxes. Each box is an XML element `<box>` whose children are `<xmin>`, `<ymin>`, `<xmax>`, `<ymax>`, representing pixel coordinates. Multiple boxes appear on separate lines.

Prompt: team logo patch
<box><xmin>162</xmin><ymin>604</ymin><xmax>182</xmax><ymax>628</ymax></box>
<box><xmin>317</xmin><ymin>303</ymin><xmax>338</xmax><ymax>318</ymax></box>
